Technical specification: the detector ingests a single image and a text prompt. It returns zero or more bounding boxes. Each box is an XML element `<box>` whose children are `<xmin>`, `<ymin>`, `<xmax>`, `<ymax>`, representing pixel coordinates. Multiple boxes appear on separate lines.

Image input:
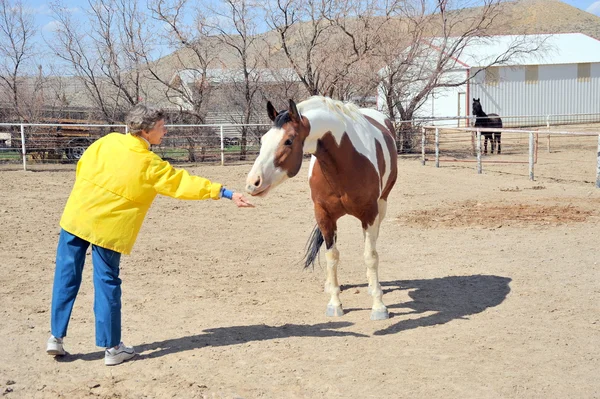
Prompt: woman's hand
<box><xmin>232</xmin><ymin>192</ymin><xmax>254</xmax><ymax>208</ymax></box>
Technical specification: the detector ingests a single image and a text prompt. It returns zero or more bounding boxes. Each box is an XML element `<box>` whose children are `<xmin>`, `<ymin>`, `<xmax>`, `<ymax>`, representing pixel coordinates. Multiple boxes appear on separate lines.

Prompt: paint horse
<box><xmin>245</xmin><ymin>96</ymin><xmax>397</xmax><ymax>320</ymax></box>
<box><xmin>473</xmin><ymin>98</ymin><xmax>503</xmax><ymax>154</ymax></box>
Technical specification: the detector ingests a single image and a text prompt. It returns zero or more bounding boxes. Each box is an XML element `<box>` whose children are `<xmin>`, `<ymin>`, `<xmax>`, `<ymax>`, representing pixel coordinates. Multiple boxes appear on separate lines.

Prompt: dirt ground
<box><xmin>1</xmin><ymin>156</ymin><xmax>599</xmax><ymax>399</ymax></box>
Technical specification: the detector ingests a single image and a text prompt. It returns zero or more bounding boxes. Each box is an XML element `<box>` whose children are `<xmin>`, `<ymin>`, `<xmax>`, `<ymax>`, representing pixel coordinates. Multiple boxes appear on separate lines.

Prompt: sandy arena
<box><xmin>1</xmin><ymin>156</ymin><xmax>599</xmax><ymax>398</ymax></box>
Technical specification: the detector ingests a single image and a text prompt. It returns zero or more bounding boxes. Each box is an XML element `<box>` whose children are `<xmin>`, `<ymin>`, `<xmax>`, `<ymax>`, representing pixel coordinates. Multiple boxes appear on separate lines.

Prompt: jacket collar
<box><xmin>128</xmin><ymin>133</ymin><xmax>150</xmax><ymax>150</ymax></box>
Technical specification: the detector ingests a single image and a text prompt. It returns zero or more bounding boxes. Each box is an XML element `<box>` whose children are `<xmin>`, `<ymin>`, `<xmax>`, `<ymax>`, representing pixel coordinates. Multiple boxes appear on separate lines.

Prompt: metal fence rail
<box><xmin>1</xmin><ymin>113</ymin><xmax>599</xmax><ymax>188</ymax></box>
<box><xmin>0</xmin><ymin>122</ymin><xmax>271</xmax><ymax>170</ymax></box>
<box><xmin>423</xmin><ymin>125</ymin><xmax>600</xmax><ymax>188</ymax></box>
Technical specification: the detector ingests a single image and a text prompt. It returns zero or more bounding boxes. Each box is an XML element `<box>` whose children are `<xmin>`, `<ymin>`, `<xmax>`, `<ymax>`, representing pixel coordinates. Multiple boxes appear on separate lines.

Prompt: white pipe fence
<box><xmin>0</xmin><ymin>122</ymin><xmax>270</xmax><ymax>171</ymax></box>
<box><xmin>1</xmin><ymin>116</ymin><xmax>599</xmax><ymax>188</ymax></box>
<box><xmin>423</xmin><ymin>125</ymin><xmax>600</xmax><ymax>188</ymax></box>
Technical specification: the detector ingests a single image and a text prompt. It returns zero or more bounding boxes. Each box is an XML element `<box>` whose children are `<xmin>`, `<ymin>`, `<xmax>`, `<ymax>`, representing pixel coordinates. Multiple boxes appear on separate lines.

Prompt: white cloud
<box><xmin>42</xmin><ymin>20</ymin><xmax>63</xmax><ymax>33</ymax></box>
<box><xmin>587</xmin><ymin>1</ymin><xmax>600</xmax><ymax>16</ymax></box>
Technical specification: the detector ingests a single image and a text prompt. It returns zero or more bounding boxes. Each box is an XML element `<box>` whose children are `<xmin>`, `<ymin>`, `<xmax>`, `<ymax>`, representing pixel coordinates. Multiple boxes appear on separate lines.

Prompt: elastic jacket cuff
<box><xmin>220</xmin><ymin>187</ymin><xmax>234</xmax><ymax>200</ymax></box>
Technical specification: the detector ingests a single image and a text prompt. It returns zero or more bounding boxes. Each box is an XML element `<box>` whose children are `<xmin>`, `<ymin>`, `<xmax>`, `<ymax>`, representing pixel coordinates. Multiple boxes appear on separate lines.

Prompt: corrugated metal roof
<box><xmin>432</xmin><ymin>33</ymin><xmax>600</xmax><ymax>68</ymax></box>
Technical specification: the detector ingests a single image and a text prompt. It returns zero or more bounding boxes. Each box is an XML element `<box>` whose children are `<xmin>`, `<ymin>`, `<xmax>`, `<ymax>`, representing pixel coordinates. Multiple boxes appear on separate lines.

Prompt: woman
<box><xmin>47</xmin><ymin>104</ymin><xmax>253</xmax><ymax>365</ymax></box>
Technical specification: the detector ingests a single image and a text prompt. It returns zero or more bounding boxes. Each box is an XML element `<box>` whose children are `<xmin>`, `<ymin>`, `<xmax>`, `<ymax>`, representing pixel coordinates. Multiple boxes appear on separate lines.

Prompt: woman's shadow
<box><xmin>356</xmin><ymin>274</ymin><xmax>512</xmax><ymax>335</ymax></box>
<box><xmin>57</xmin><ymin>274</ymin><xmax>510</xmax><ymax>361</ymax></box>
<box><xmin>56</xmin><ymin>321</ymin><xmax>368</xmax><ymax>362</ymax></box>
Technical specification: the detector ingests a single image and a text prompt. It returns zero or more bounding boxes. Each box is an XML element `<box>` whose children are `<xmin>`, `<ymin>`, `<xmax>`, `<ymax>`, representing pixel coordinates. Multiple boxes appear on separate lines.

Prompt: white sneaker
<box><xmin>46</xmin><ymin>336</ymin><xmax>66</xmax><ymax>356</ymax></box>
<box><xmin>105</xmin><ymin>342</ymin><xmax>136</xmax><ymax>366</ymax></box>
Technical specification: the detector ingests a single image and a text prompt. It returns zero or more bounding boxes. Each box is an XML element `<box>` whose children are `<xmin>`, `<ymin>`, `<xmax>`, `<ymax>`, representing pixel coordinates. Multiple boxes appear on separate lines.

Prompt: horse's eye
<box><xmin>284</xmin><ymin>138</ymin><xmax>293</xmax><ymax>146</ymax></box>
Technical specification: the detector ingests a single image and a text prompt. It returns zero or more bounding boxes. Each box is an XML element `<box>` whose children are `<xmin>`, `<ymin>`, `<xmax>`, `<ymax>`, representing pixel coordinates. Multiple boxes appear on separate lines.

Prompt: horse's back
<box><xmin>488</xmin><ymin>113</ymin><xmax>503</xmax><ymax>128</ymax></box>
<box><xmin>475</xmin><ymin>114</ymin><xmax>503</xmax><ymax>129</ymax></box>
<box><xmin>359</xmin><ymin>108</ymin><xmax>396</xmax><ymax>139</ymax></box>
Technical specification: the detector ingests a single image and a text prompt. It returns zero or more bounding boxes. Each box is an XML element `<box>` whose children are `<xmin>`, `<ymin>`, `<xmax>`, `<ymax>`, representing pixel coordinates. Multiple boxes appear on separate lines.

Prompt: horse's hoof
<box><xmin>370</xmin><ymin>309</ymin><xmax>389</xmax><ymax>320</ymax></box>
<box><xmin>326</xmin><ymin>304</ymin><xmax>344</xmax><ymax>317</ymax></box>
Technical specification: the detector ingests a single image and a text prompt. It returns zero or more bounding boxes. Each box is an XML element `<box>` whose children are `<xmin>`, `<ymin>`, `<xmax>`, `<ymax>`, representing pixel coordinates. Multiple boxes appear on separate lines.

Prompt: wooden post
<box><xmin>596</xmin><ymin>134</ymin><xmax>600</xmax><ymax>189</ymax></box>
<box><xmin>546</xmin><ymin>114</ymin><xmax>551</xmax><ymax>153</ymax></box>
<box><xmin>476</xmin><ymin>129</ymin><xmax>482</xmax><ymax>174</ymax></box>
<box><xmin>435</xmin><ymin>127</ymin><xmax>440</xmax><ymax>168</ymax></box>
<box><xmin>421</xmin><ymin>127</ymin><xmax>426</xmax><ymax>166</ymax></box>
<box><xmin>220</xmin><ymin>125</ymin><xmax>224</xmax><ymax>166</ymax></box>
<box><xmin>20</xmin><ymin>124</ymin><xmax>26</xmax><ymax>171</ymax></box>
<box><xmin>529</xmin><ymin>131</ymin><xmax>535</xmax><ymax>181</ymax></box>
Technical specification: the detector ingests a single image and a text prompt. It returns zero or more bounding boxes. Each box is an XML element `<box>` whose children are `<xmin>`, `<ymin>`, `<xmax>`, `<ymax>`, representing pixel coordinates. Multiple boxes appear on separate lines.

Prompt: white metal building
<box><xmin>378</xmin><ymin>33</ymin><xmax>600</xmax><ymax>125</ymax></box>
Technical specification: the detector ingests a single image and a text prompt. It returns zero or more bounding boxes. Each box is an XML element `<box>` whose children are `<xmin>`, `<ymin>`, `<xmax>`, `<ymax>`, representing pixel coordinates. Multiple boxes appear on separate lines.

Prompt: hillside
<box><xmin>487</xmin><ymin>0</ymin><xmax>600</xmax><ymax>39</ymax></box>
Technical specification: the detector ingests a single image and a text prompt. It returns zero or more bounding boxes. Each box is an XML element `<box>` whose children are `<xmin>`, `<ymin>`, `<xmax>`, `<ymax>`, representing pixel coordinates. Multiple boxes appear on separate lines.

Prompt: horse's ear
<box><xmin>288</xmin><ymin>99</ymin><xmax>300</xmax><ymax>123</ymax></box>
<box><xmin>267</xmin><ymin>101</ymin><xmax>278</xmax><ymax>122</ymax></box>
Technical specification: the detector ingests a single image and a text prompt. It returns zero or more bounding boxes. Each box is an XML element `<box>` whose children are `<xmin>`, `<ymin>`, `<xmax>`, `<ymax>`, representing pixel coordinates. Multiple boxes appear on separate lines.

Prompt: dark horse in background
<box><xmin>472</xmin><ymin>98</ymin><xmax>503</xmax><ymax>154</ymax></box>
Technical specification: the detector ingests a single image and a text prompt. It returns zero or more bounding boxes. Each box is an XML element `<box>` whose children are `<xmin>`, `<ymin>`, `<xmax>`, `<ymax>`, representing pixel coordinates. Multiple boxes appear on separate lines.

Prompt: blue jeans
<box><xmin>51</xmin><ymin>229</ymin><xmax>122</xmax><ymax>347</ymax></box>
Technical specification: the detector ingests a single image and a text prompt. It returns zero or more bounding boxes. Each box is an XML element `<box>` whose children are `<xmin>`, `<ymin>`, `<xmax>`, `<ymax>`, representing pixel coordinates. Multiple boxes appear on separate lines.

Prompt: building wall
<box><xmin>376</xmin><ymin>70</ymin><xmax>469</xmax><ymax>124</ymax></box>
<box><xmin>418</xmin><ymin>70</ymin><xmax>469</xmax><ymax>124</ymax></box>
<box><xmin>470</xmin><ymin>63</ymin><xmax>600</xmax><ymax>126</ymax></box>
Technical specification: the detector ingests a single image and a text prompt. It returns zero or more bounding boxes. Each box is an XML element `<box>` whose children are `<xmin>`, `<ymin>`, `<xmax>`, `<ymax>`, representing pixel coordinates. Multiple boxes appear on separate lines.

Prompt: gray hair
<box><xmin>126</xmin><ymin>104</ymin><xmax>165</xmax><ymax>135</ymax></box>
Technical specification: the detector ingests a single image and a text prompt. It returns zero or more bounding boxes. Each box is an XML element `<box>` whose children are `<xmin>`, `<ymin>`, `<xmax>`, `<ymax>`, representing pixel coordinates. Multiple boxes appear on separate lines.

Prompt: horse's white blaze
<box><xmin>246</xmin><ymin>127</ymin><xmax>288</xmax><ymax>194</ymax></box>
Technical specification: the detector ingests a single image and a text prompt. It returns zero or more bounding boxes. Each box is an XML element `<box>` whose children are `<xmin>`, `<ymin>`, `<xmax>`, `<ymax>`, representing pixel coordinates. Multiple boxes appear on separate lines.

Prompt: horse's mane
<box><xmin>297</xmin><ymin>96</ymin><xmax>363</xmax><ymax>122</ymax></box>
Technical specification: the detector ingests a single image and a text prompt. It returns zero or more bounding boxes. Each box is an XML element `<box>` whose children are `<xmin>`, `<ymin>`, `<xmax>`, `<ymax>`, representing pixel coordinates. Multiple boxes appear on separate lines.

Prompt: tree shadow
<box><xmin>344</xmin><ymin>274</ymin><xmax>511</xmax><ymax>335</ymax></box>
<box><xmin>57</xmin><ymin>322</ymin><xmax>367</xmax><ymax>362</ymax></box>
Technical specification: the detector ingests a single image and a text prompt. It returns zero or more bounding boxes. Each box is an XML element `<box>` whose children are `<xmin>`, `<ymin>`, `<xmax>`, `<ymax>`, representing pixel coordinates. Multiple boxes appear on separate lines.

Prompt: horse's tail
<box><xmin>303</xmin><ymin>224</ymin><xmax>324</xmax><ymax>269</ymax></box>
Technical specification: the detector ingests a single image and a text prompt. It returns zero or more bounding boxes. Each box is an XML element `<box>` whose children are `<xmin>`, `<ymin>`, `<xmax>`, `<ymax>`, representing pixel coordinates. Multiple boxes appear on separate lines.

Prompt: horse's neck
<box><xmin>475</xmin><ymin>109</ymin><xmax>488</xmax><ymax>118</ymax></box>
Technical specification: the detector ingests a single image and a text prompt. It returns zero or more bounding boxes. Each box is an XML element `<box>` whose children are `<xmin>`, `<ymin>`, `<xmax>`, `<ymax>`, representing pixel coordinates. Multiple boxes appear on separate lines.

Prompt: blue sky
<box><xmin>564</xmin><ymin>0</ymin><xmax>600</xmax><ymax>13</ymax></box>
<box><xmin>27</xmin><ymin>0</ymin><xmax>600</xmax><ymax>37</ymax></box>
<box><xmin>16</xmin><ymin>0</ymin><xmax>600</xmax><ymax>71</ymax></box>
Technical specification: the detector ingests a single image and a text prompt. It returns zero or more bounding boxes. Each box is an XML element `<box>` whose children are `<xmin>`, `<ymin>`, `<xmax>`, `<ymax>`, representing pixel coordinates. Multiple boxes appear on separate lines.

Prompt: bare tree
<box><xmin>0</xmin><ymin>0</ymin><xmax>37</xmax><ymax>121</ymax></box>
<box><xmin>373</xmin><ymin>0</ymin><xmax>545</xmax><ymax>150</ymax></box>
<box><xmin>205</xmin><ymin>0</ymin><xmax>266</xmax><ymax>159</ymax></box>
<box><xmin>147</xmin><ymin>0</ymin><xmax>217</xmax><ymax>123</ymax></box>
<box><xmin>49</xmin><ymin>0</ymin><xmax>155</xmax><ymax>122</ymax></box>
<box><xmin>265</xmin><ymin>0</ymin><xmax>336</xmax><ymax>96</ymax></box>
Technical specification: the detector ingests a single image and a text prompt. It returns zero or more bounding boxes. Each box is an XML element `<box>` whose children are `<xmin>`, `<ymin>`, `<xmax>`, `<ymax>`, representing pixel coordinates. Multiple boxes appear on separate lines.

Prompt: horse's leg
<box><xmin>483</xmin><ymin>135</ymin><xmax>489</xmax><ymax>154</ymax></box>
<box><xmin>496</xmin><ymin>134</ymin><xmax>501</xmax><ymax>154</ymax></box>
<box><xmin>364</xmin><ymin>199</ymin><xmax>389</xmax><ymax>320</ymax></box>
<box><xmin>316</xmin><ymin>209</ymin><xmax>343</xmax><ymax>317</ymax></box>
<box><xmin>491</xmin><ymin>133</ymin><xmax>496</xmax><ymax>154</ymax></box>
<box><xmin>324</xmin><ymin>242</ymin><xmax>343</xmax><ymax>317</ymax></box>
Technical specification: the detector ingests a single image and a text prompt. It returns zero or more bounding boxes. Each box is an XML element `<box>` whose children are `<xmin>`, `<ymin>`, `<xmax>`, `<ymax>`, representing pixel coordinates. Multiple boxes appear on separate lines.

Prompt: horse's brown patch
<box><xmin>310</xmin><ymin>132</ymin><xmax>381</xmax><ymax>236</ymax></box>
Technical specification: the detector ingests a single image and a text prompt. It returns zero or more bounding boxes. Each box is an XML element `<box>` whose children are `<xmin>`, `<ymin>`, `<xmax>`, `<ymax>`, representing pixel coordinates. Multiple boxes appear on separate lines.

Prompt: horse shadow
<box><xmin>344</xmin><ymin>274</ymin><xmax>511</xmax><ymax>336</ymax></box>
<box><xmin>56</xmin><ymin>322</ymin><xmax>368</xmax><ymax>362</ymax></box>
<box><xmin>56</xmin><ymin>275</ymin><xmax>510</xmax><ymax>362</ymax></box>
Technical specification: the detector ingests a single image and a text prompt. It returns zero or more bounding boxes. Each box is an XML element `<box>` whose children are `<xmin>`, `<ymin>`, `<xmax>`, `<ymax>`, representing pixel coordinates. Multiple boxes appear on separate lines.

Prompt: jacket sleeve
<box><xmin>148</xmin><ymin>156</ymin><xmax>223</xmax><ymax>200</ymax></box>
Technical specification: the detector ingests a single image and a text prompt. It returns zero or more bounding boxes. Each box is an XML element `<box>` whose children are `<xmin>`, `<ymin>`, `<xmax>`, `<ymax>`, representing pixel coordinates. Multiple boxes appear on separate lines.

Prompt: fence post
<box><xmin>596</xmin><ymin>134</ymin><xmax>600</xmax><ymax>189</ymax></box>
<box><xmin>529</xmin><ymin>131</ymin><xmax>535</xmax><ymax>181</ymax></box>
<box><xmin>20</xmin><ymin>124</ymin><xmax>26</xmax><ymax>171</ymax></box>
<box><xmin>546</xmin><ymin>114</ymin><xmax>551</xmax><ymax>153</ymax></box>
<box><xmin>435</xmin><ymin>127</ymin><xmax>440</xmax><ymax>168</ymax></box>
<box><xmin>476</xmin><ymin>129</ymin><xmax>482</xmax><ymax>174</ymax></box>
<box><xmin>220</xmin><ymin>125</ymin><xmax>224</xmax><ymax>166</ymax></box>
<box><xmin>421</xmin><ymin>127</ymin><xmax>426</xmax><ymax>166</ymax></box>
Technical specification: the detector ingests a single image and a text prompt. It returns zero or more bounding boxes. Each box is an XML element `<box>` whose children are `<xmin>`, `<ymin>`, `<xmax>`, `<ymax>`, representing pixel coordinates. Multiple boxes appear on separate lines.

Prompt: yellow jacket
<box><xmin>60</xmin><ymin>133</ymin><xmax>223</xmax><ymax>254</ymax></box>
